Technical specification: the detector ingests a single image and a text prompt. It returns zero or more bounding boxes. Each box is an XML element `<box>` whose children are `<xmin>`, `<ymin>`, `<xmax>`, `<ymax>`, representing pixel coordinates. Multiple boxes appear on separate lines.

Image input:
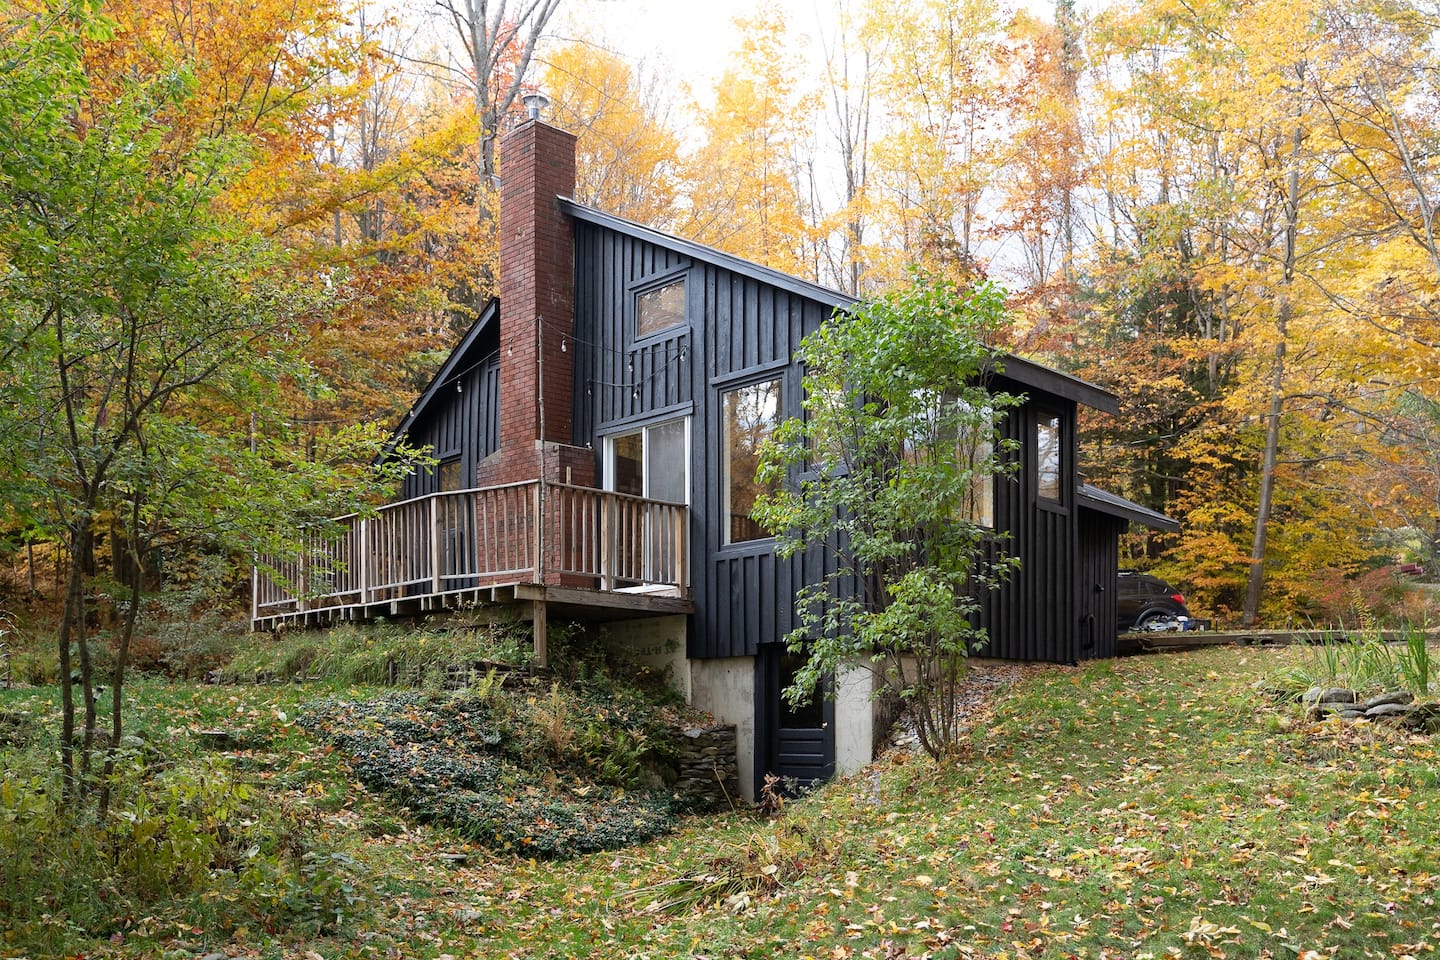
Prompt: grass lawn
<box><xmin>3</xmin><ymin>644</ymin><xmax>1438</xmax><ymax>959</ymax></box>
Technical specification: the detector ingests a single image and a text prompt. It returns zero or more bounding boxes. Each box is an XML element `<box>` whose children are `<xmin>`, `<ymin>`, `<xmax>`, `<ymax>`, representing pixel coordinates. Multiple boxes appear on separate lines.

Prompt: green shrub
<box><xmin>0</xmin><ymin>750</ymin><xmax>370</xmax><ymax>955</ymax></box>
<box><xmin>226</xmin><ymin>621</ymin><xmax>530</xmax><ymax>685</ymax></box>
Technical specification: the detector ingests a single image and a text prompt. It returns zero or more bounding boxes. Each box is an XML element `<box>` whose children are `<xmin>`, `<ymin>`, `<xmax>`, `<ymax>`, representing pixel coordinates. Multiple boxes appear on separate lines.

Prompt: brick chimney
<box><xmin>478</xmin><ymin>118</ymin><xmax>594</xmax><ymax>490</ymax></box>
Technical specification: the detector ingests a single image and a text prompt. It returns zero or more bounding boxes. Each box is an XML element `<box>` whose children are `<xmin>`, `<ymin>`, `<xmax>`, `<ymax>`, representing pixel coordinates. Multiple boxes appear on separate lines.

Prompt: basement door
<box><xmin>760</xmin><ymin>647</ymin><xmax>835</xmax><ymax>790</ymax></box>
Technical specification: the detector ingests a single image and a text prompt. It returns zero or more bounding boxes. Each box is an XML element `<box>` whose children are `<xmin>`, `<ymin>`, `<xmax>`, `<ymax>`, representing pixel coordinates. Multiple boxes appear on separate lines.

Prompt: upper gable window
<box><xmin>636</xmin><ymin>277</ymin><xmax>686</xmax><ymax>338</ymax></box>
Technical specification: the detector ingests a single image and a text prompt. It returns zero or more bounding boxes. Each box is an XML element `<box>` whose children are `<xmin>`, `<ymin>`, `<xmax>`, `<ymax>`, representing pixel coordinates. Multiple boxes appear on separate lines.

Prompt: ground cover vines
<box><xmin>299</xmin><ymin>682</ymin><xmax>684</xmax><ymax>858</ymax></box>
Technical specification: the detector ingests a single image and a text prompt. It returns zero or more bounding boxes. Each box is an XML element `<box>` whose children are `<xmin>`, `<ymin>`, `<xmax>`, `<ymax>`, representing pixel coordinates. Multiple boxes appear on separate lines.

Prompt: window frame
<box><xmin>602</xmin><ymin>415</ymin><xmax>691</xmax><ymax>505</ymax></box>
<box><xmin>1034</xmin><ymin>408</ymin><xmax>1067</xmax><ymax>509</ymax></box>
<box><xmin>436</xmin><ymin>456</ymin><xmax>464</xmax><ymax>493</ymax></box>
<box><xmin>631</xmin><ymin>271</ymin><xmax>689</xmax><ymax>343</ymax></box>
<box><xmin>959</xmin><ymin>406</ymin><xmax>996</xmax><ymax>529</ymax></box>
<box><xmin>720</xmin><ymin>375</ymin><xmax>785</xmax><ymax>548</ymax></box>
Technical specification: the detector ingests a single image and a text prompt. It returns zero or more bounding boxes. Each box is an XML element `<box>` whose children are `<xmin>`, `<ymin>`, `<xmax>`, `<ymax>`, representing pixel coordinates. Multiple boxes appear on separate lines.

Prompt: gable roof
<box><xmin>562</xmin><ymin>200</ymin><xmax>856</xmax><ymax>308</ymax></box>
<box><xmin>560</xmin><ymin>198</ymin><xmax>1118</xmax><ymax>414</ymax></box>
<box><xmin>1077</xmin><ymin>482</ymin><xmax>1180</xmax><ymax>532</ymax></box>
<box><xmin>388</xmin><ymin>298</ymin><xmax>499</xmax><ymax>445</ymax></box>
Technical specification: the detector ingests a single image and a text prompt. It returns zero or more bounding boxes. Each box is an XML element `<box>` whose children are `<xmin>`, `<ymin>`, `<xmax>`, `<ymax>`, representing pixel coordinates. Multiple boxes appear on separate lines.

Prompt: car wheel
<box><xmin>1136</xmin><ymin>612</ymin><xmax>1182</xmax><ymax>632</ymax></box>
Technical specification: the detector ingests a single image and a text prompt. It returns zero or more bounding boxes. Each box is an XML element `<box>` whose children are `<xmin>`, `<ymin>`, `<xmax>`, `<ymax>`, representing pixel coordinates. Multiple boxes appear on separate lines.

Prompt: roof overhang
<box><xmin>990</xmin><ymin>355</ymin><xmax>1119</xmax><ymax>415</ymax></box>
<box><xmin>1077</xmin><ymin>482</ymin><xmax>1180</xmax><ymax>532</ymax></box>
<box><xmin>386</xmin><ymin>298</ymin><xmax>499</xmax><ymax>450</ymax></box>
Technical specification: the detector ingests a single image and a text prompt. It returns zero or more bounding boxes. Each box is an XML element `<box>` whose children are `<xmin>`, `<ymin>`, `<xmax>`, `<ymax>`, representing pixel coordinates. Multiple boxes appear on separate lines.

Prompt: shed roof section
<box><xmin>561</xmin><ymin>199</ymin><xmax>1119</xmax><ymax>414</ymax></box>
<box><xmin>388</xmin><ymin>298</ymin><xmax>499</xmax><ymax>445</ymax></box>
<box><xmin>991</xmin><ymin>356</ymin><xmax>1119</xmax><ymax>416</ymax></box>
<box><xmin>1077</xmin><ymin>482</ymin><xmax>1180</xmax><ymax>532</ymax></box>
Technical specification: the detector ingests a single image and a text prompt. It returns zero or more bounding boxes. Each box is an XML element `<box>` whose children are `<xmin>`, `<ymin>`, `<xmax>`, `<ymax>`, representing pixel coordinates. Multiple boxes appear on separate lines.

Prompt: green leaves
<box><xmin>754</xmin><ymin>272</ymin><xmax>1023</xmax><ymax>758</ymax></box>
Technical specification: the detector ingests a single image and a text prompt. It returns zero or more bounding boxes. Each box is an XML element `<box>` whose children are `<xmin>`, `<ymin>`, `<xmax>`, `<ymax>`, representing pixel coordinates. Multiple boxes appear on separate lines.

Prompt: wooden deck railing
<box><xmin>252</xmin><ymin>481</ymin><xmax>688</xmax><ymax>625</ymax></box>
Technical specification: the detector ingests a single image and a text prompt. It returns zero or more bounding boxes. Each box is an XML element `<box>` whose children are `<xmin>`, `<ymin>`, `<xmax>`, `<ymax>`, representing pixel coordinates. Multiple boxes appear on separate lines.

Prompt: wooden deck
<box><xmin>1118</xmin><ymin>627</ymin><xmax>1437</xmax><ymax>655</ymax></box>
<box><xmin>252</xmin><ymin>480</ymin><xmax>692</xmax><ymax>634</ymax></box>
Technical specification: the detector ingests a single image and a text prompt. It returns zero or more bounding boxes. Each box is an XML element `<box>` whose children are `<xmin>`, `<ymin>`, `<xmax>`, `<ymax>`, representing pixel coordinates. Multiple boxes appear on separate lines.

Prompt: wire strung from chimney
<box><xmin>528</xmin><ymin>314</ymin><xmax>692</xmax><ymax>400</ymax></box>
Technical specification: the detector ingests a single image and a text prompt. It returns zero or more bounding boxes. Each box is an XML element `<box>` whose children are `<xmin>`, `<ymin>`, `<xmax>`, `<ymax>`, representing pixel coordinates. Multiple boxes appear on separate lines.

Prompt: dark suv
<box><xmin>1117</xmin><ymin>571</ymin><xmax>1192</xmax><ymax>631</ymax></box>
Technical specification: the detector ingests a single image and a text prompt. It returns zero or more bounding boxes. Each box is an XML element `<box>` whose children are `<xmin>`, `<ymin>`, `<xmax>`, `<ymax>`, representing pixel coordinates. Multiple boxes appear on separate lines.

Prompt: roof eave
<box><xmin>1077</xmin><ymin>483</ymin><xmax>1180</xmax><ymax>532</ymax></box>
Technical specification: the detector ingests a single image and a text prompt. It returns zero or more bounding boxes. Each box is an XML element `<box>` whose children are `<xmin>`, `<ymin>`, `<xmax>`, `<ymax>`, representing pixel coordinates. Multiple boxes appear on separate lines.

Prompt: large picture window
<box><xmin>636</xmin><ymin>277</ymin><xmax>686</xmax><ymax>338</ymax></box>
<box><xmin>1036</xmin><ymin>413</ymin><xmax>1063</xmax><ymax>503</ymax></box>
<box><xmin>723</xmin><ymin>378</ymin><xmax>782</xmax><ymax>544</ymax></box>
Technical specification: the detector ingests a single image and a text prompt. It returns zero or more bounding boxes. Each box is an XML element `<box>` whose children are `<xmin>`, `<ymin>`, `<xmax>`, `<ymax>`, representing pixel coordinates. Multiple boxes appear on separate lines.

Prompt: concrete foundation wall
<box><xmin>601</xmin><ymin>616</ymin><xmax>690</xmax><ymax>701</ymax></box>
<box><xmin>834</xmin><ymin>662</ymin><xmax>876</xmax><ymax>776</ymax></box>
<box><xmin>689</xmin><ymin>657</ymin><xmax>757</xmax><ymax>802</ymax></box>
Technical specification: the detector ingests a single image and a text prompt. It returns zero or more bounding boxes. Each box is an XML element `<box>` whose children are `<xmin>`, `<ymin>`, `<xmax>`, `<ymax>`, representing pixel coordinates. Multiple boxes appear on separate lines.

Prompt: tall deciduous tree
<box><xmin>0</xmin><ymin>3</ymin><xmax>416</xmax><ymax>803</ymax></box>
<box><xmin>542</xmin><ymin>41</ymin><xmax>681</xmax><ymax>227</ymax></box>
<box><xmin>813</xmin><ymin>0</ymin><xmax>877</xmax><ymax>294</ymax></box>
<box><xmin>862</xmin><ymin>0</ymin><xmax>1014</xmax><ymax>285</ymax></box>
<box><xmin>433</xmin><ymin>0</ymin><xmax>563</xmax><ymax>180</ymax></box>
<box><xmin>680</xmin><ymin>7</ymin><xmax>816</xmax><ymax>275</ymax></box>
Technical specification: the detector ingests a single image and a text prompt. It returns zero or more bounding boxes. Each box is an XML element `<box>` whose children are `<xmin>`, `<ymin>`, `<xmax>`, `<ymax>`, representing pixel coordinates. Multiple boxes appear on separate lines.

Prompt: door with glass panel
<box><xmin>605</xmin><ymin>418</ymin><xmax>688</xmax><ymax>588</ymax></box>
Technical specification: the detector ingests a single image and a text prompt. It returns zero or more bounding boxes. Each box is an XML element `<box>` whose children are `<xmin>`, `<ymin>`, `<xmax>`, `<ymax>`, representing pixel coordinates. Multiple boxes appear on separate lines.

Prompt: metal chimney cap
<box><xmin>522</xmin><ymin>91</ymin><xmax>551</xmax><ymax>120</ymax></box>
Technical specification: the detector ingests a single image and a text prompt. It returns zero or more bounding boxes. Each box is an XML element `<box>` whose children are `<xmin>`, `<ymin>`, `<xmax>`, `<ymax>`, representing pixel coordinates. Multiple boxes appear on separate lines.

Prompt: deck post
<box><xmin>531</xmin><ymin>598</ymin><xmax>548</xmax><ymax>668</ymax></box>
<box><xmin>674</xmin><ymin>506</ymin><xmax>686</xmax><ymax>589</ymax></box>
<box><xmin>296</xmin><ymin>548</ymin><xmax>308</xmax><ymax>614</ymax></box>
<box><xmin>533</xmin><ymin>480</ymin><xmax>544</xmax><ymax>584</ymax></box>
<box><xmin>430</xmin><ymin>496</ymin><xmax>441</xmax><ymax>594</ymax></box>
<box><xmin>599</xmin><ymin>492</ymin><xmax>612</xmax><ymax>591</ymax></box>
<box><xmin>357</xmin><ymin>518</ymin><xmax>369</xmax><ymax>604</ymax></box>
<box><xmin>250</xmin><ymin>561</ymin><xmax>258</xmax><ymax>628</ymax></box>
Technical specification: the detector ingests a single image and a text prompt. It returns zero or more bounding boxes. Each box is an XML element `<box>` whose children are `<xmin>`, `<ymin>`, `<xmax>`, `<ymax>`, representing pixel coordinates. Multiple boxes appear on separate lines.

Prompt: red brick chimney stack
<box><xmin>479</xmin><ymin>117</ymin><xmax>593</xmax><ymax>489</ymax></box>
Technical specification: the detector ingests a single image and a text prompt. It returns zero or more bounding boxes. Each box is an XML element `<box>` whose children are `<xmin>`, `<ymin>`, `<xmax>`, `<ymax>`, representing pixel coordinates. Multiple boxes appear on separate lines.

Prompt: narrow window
<box><xmin>437</xmin><ymin>458</ymin><xmax>463</xmax><ymax>492</ymax></box>
<box><xmin>636</xmin><ymin>277</ymin><xmax>686</xmax><ymax>338</ymax></box>
<box><xmin>723</xmin><ymin>377</ymin><xmax>782</xmax><ymax>544</ymax></box>
<box><xmin>960</xmin><ymin>415</ymin><xmax>994</xmax><ymax>528</ymax></box>
<box><xmin>1036</xmin><ymin>413</ymin><xmax>1063</xmax><ymax>503</ymax></box>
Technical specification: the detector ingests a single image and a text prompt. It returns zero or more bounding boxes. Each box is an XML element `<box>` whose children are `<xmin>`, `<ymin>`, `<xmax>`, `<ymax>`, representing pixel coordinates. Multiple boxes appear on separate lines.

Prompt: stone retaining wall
<box><xmin>674</xmin><ymin>724</ymin><xmax>740</xmax><ymax>810</ymax></box>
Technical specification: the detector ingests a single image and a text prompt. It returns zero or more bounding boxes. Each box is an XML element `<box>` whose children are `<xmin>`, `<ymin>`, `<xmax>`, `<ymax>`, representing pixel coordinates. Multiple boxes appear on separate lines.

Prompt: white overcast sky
<box><xmin>553</xmin><ymin>0</ymin><xmax>1059</xmax><ymax>107</ymax></box>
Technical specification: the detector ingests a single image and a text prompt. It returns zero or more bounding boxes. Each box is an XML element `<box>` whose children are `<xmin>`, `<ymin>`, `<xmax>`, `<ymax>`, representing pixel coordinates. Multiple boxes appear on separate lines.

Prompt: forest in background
<box><xmin>2</xmin><ymin>0</ymin><xmax>1439</xmax><ymax>629</ymax></box>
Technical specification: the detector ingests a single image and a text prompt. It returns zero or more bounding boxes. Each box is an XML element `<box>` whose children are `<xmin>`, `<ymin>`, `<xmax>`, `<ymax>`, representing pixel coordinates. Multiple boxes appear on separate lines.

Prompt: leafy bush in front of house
<box><xmin>299</xmin><ymin>669</ymin><xmax>693</xmax><ymax>858</ymax></box>
<box><xmin>753</xmin><ymin>273</ymin><xmax>1023</xmax><ymax>760</ymax></box>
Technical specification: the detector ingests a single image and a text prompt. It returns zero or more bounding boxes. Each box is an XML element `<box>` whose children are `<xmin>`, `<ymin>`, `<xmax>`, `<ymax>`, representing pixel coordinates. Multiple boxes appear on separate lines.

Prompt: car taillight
<box><xmin>1171</xmin><ymin>593</ymin><xmax>1185</xmax><ymax>605</ymax></box>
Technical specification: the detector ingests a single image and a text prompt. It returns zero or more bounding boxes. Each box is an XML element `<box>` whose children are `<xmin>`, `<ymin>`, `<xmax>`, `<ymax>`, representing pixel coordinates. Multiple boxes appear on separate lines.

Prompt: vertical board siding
<box><xmin>981</xmin><ymin>389</ymin><xmax>1081</xmax><ymax>664</ymax></box>
<box><xmin>399</xmin><ymin>351</ymin><xmax>501</xmax><ymax>501</ymax></box>
<box><xmin>1077</xmin><ymin>511</ymin><xmax>1123</xmax><ymax>660</ymax></box>
<box><xmin>575</xmin><ymin>222</ymin><xmax>829</xmax><ymax>660</ymax></box>
<box><xmin>572</xmin><ymin>222</ymin><xmax>692</xmax><ymax>435</ymax></box>
<box><xmin>574</xmin><ymin>219</ymin><xmax>1087</xmax><ymax>665</ymax></box>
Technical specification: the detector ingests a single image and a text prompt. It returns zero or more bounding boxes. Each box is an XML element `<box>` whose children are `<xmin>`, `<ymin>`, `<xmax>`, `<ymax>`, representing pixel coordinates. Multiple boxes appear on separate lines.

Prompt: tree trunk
<box><xmin>1242</xmin><ymin>120</ymin><xmax>1305</xmax><ymax>627</ymax></box>
<box><xmin>99</xmin><ymin>501</ymin><xmax>145</xmax><ymax>821</ymax></box>
<box><xmin>1243</xmin><ymin>335</ymin><xmax>1286</xmax><ymax>627</ymax></box>
<box><xmin>57</xmin><ymin>520</ymin><xmax>94</xmax><ymax>800</ymax></box>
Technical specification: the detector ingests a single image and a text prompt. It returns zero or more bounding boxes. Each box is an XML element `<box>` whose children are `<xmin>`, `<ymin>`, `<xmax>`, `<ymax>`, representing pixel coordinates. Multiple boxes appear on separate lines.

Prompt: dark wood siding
<box><xmin>399</xmin><ymin>352</ymin><xmax>500</xmax><ymax>500</ymax></box>
<box><xmin>698</xmin><ymin>273</ymin><xmax>830</xmax><ymax>659</ymax></box>
<box><xmin>573</xmin><ymin>217</ymin><xmax>1095</xmax><ymax>665</ymax></box>
<box><xmin>573</xmin><ymin>223</ymin><xmax>833</xmax><ymax>659</ymax></box>
<box><xmin>1078</xmin><ymin>510</ymin><xmax>1124</xmax><ymax>660</ymax></box>
<box><xmin>571</xmin><ymin>221</ymin><xmax>693</xmax><ymax>437</ymax></box>
<box><xmin>981</xmin><ymin>383</ymin><xmax>1081</xmax><ymax>663</ymax></box>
